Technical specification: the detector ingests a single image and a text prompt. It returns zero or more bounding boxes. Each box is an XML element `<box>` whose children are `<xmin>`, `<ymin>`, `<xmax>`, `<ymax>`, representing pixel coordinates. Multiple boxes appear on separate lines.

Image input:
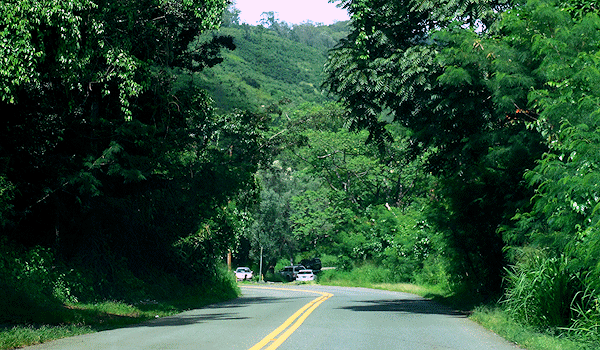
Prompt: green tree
<box><xmin>500</xmin><ymin>1</ymin><xmax>600</xmax><ymax>333</ymax></box>
<box><xmin>222</xmin><ymin>3</ymin><xmax>242</xmax><ymax>27</ymax></box>
<box><xmin>0</xmin><ymin>176</ymin><xmax>14</xmax><ymax>227</ymax></box>
<box><xmin>0</xmin><ymin>0</ymin><xmax>266</xmax><ymax>294</ymax></box>
<box><xmin>510</xmin><ymin>0</ymin><xmax>600</xmax><ymax>248</ymax></box>
<box><xmin>250</xmin><ymin>102</ymin><xmax>438</xmax><ymax>275</ymax></box>
<box><xmin>247</xmin><ymin>164</ymin><xmax>301</xmax><ymax>272</ymax></box>
<box><xmin>290</xmin><ymin>185</ymin><xmax>337</xmax><ymax>253</ymax></box>
<box><xmin>324</xmin><ymin>0</ymin><xmax>546</xmax><ymax>293</ymax></box>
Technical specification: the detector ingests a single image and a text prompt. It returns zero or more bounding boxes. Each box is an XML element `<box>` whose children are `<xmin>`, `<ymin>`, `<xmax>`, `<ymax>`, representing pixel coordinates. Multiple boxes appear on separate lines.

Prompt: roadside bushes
<box><xmin>569</xmin><ymin>290</ymin><xmax>600</xmax><ymax>344</ymax></box>
<box><xmin>412</xmin><ymin>255</ymin><xmax>451</xmax><ymax>290</ymax></box>
<box><xmin>503</xmin><ymin>247</ymin><xmax>600</xmax><ymax>344</ymax></box>
<box><xmin>503</xmin><ymin>249</ymin><xmax>576</xmax><ymax>329</ymax></box>
<box><xmin>318</xmin><ymin>263</ymin><xmax>405</xmax><ymax>286</ymax></box>
<box><xmin>0</xmin><ymin>237</ymin><xmax>240</xmax><ymax>325</ymax></box>
<box><xmin>0</xmin><ymin>238</ymin><xmax>82</xmax><ymax>323</ymax></box>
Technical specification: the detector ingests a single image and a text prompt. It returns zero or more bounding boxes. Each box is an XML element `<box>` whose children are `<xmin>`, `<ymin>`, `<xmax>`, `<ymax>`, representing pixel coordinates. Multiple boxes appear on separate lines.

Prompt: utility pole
<box><xmin>259</xmin><ymin>246</ymin><xmax>263</xmax><ymax>282</ymax></box>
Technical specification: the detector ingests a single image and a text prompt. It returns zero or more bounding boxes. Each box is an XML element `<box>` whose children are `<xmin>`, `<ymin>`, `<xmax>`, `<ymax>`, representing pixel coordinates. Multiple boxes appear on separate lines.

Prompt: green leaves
<box><xmin>0</xmin><ymin>176</ymin><xmax>15</xmax><ymax>227</ymax></box>
<box><xmin>323</xmin><ymin>0</ymin><xmax>554</xmax><ymax>293</ymax></box>
<box><xmin>513</xmin><ymin>4</ymin><xmax>600</xmax><ymax>247</ymax></box>
<box><xmin>0</xmin><ymin>0</ymin><xmax>269</xmax><ymax>294</ymax></box>
<box><xmin>0</xmin><ymin>0</ymin><xmax>95</xmax><ymax>103</ymax></box>
<box><xmin>437</xmin><ymin>66</ymin><xmax>473</xmax><ymax>86</ymax></box>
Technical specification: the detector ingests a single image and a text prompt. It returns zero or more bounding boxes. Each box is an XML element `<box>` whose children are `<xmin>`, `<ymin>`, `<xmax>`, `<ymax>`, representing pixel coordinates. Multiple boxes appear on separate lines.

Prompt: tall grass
<box><xmin>502</xmin><ymin>248</ymin><xmax>600</xmax><ymax>346</ymax></box>
<box><xmin>566</xmin><ymin>288</ymin><xmax>600</xmax><ymax>344</ymax></box>
<box><xmin>471</xmin><ymin>306</ymin><xmax>586</xmax><ymax>350</ymax></box>
<box><xmin>503</xmin><ymin>250</ymin><xmax>576</xmax><ymax>329</ymax></box>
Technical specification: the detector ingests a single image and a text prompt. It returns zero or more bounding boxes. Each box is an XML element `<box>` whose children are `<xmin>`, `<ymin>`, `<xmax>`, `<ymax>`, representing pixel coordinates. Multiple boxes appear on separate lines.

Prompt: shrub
<box><xmin>413</xmin><ymin>255</ymin><xmax>451</xmax><ymax>290</ymax></box>
<box><xmin>318</xmin><ymin>254</ymin><xmax>337</xmax><ymax>268</ymax></box>
<box><xmin>503</xmin><ymin>248</ymin><xmax>577</xmax><ymax>329</ymax></box>
<box><xmin>206</xmin><ymin>264</ymin><xmax>240</xmax><ymax>300</ymax></box>
<box><xmin>264</xmin><ymin>271</ymin><xmax>285</xmax><ymax>282</ymax></box>
<box><xmin>0</xmin><ymin>236</ymin><xmax>240</xmax><ymax>325</ymax></box>
<box><xmin>274</xmin><ymin>258</ymin><xmax>292</xmax><ymax>272</ymax></box>
<box><xmin>336</xmin><ymin>255</ymin><xmax>354</xmax><ymax>272</ymax></box>
<box><xmin>0</xmin><ymin>238</ymin><xmax>81</xmax><ymax>323</ymax></box>
<box><xmin>317</xmin><ymin>263</ymin><xmax>406</xmax><ymax>286</ymax></box>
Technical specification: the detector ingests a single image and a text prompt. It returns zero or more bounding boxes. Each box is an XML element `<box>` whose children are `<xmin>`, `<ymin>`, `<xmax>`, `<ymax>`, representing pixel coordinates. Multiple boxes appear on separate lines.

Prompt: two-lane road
<box><xmin>25</xmin><ymin>285</ymin><xmax>520</xmax><ymax>349</ymax></box>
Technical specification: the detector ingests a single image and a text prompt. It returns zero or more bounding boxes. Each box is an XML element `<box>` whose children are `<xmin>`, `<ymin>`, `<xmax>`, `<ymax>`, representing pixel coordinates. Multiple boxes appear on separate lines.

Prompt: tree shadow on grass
<box><xmin>204</xmin><ymin>296</ymin><xmax>295</xmax><ymax>309</ymax></box>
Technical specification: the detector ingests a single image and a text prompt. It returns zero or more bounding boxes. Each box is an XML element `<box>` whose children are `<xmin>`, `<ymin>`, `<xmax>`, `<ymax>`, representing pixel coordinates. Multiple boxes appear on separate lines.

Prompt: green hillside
<box><xmin>189</xmin><ymin>21</ymin><xmax>349</xmax><ymax>113</ymax></box>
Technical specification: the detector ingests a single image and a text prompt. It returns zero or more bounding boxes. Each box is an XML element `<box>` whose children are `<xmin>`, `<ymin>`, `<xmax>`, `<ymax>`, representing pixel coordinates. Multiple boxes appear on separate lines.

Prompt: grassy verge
<box><xmin>1</xmin><ymin>238</ymin><xmax>242</xmax><ymax>350</ymax></box>
<box><xmin>0</xmin><ymin>291</ymin><xmax>239</xmax><ymax>350</ymax></box>
<box><xmin>470</xmin><ymin>306</ymin><xmax>587</xmax><ymax>350</ymax></box>
<box><xmin>316</xmin><ymin>272</ymin><xmax>593</xmax><ymax>350</ymax></box>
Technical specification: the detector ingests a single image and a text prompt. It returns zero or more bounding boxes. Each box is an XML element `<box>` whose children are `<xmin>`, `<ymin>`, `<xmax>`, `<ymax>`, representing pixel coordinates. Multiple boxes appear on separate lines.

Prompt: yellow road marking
<box><xmin>243</xmin><ymin>286</ymin><xmax>333</xmax><ymax>350</ymax></box>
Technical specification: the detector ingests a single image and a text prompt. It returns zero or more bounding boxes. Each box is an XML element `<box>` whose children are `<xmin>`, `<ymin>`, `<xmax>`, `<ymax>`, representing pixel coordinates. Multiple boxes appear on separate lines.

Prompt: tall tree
<box><xmin>507</xmin><ymin>0</ymin><xmax>600</xmax><ymax>296</ymax></box>
<box><xmin>324</xmin><ymin>0</ymin><xmax>545</xmax><ymax>293</ymax></box>
<box><xmin>0</xmin><ymin>0</ymin><xmax>266</xmax><ymax>286</ymax></box>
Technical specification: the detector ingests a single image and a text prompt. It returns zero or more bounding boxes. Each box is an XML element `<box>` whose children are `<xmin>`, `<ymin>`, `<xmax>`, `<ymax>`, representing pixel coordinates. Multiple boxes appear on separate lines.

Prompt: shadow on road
<box><xmin>338</xmin><ymin>299</ymin><xmax>467</xmax><ymax>317</ymax></box>
<box><xmin>143</xmin><ymin>312</ymin><xmax>250</xmax><ymax>327</ymax></box>
<box><xmin>205</xmin><ymin>296</ymin><xmax>296</xmax><ymax>309</ymax></box>
<box><xmin>131</xmin><ymin>296</ymin><xmax>296</xmax><ymax>328</ymax></box>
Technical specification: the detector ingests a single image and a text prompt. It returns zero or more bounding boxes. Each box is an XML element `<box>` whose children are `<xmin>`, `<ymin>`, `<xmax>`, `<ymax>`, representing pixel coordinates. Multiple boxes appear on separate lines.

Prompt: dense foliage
<box><xmin>0</xmin><ymin>0</ymin><xmax>264</xmax><ymax>316</ymax></box>
<box><xmin>3</xmin><ymin>0</ymin><xmax>600</xmax><ymax>346</ymax></box>
<box><xmin>319</xmin><ymin>0</ymin><xmax>600</xmax><ymax>343</ymax></box>
<box><xmin>323</xmin><ymin>0</ymin><xmax>546</xmax><ymax>294</ymax></box>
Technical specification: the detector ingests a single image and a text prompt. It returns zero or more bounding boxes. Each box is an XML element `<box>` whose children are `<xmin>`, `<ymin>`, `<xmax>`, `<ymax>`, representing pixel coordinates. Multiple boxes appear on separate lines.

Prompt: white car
<box><xmin>295</xmin><ymin>269</ymin><xmax>315</xmax><ymax>282</ymax></box>
<box><xmin>235</xmin><ymin>267</ymin><xmax>253</xmax><ymax>281</ymax></box>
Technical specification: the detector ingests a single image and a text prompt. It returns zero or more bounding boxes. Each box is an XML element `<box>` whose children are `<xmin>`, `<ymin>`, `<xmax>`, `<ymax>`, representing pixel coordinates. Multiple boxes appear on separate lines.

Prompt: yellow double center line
<box><xmin>244</xmin><ymin>286</ymin><xmax>334</xmax><ymax>350</ymax></box>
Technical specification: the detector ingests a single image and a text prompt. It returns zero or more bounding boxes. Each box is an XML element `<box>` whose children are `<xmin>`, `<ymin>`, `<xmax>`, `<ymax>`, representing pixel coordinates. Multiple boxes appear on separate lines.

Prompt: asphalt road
<box><xmin>24</xmin><ymin>284</ymin><xmax>520</xmax><ymax>350</ymax></box>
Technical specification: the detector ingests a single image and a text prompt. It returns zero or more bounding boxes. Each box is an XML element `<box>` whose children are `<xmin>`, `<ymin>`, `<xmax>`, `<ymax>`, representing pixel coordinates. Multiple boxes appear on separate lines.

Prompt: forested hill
<box><xmin>187</xmin><ymin>19</ymin><xmax>349</xmax><ymax>113</ymax></box>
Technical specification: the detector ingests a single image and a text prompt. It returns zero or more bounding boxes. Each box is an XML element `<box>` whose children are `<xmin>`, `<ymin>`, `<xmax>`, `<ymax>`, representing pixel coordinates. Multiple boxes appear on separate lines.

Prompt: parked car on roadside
<box><xmin>280</xmin><ymin>265</ymin><xmax>305</xmax><ymax>282</ymax></box>
<box><xmin>235</xmin><ymin>267</ymin><xmax>253</xmax><ymax>281</ymax></box>
<box><xmin>300</xmin><ymin>258</ymin><xmax>322</xmax><ymax>272</ymax></box>
<box><xmin>295</xmin><ymin>269</ymin><xmax>315</xmax><ymax>282</ymax></box>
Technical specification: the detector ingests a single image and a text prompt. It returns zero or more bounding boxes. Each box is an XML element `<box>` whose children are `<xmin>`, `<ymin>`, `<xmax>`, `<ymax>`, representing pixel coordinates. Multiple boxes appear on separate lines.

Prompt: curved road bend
<box><xmin>24</xmin><ymin>285</ymin><xmax>520</xmax><ymax>350</ymax></box>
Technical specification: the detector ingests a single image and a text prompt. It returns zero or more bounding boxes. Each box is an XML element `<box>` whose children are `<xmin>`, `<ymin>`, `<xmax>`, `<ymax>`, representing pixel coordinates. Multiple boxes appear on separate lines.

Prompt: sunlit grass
<box><xmin>316</xmin><ymin>267</ymin><xmax>449</xmax><ymax>299</ymax></box>
<box><xmin>0</xmin><ymin>300</ymin><xmax>180</xmax><ymax>350</ymax></box>
<box><xmin>371</xmin><ymin>282</ymin><xmax>443</xmax><ymax>297</ymax></box>
<box><xmin>471</xmin><ymin>306</ymin><xmax>590</xmax><ymax>350</ymax></box>
<box><xmin>0</xmin><ymin>325</ymin><xmax>92</xmax><ymax>350</ymax></box>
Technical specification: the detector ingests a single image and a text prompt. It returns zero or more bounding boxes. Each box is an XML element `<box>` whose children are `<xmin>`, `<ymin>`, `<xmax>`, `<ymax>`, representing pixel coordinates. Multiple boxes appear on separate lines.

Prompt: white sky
<box><xmin>233</xmin><ymin>0</ymin><xmax>349</xmax><ymax>25</ymax></box>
